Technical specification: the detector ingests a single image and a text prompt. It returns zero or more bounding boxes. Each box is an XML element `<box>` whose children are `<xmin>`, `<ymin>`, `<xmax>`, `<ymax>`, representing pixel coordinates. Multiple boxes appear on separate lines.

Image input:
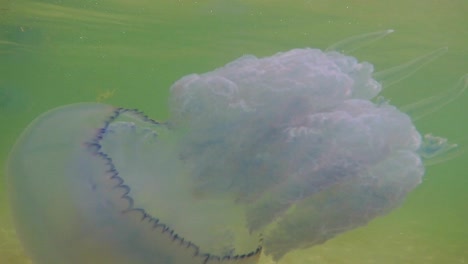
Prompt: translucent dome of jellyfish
<box><xmin>6</xmin><ymin>30</ymin><xmax>467</xmax><ymax>264</ymax></box>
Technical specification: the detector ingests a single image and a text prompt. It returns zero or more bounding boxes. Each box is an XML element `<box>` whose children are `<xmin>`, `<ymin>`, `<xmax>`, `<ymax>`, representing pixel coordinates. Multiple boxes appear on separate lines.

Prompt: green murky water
<box><xmin>0</xmin><ymin>0</ymin><xmax>467</xmax><ymax>263</ymax></box>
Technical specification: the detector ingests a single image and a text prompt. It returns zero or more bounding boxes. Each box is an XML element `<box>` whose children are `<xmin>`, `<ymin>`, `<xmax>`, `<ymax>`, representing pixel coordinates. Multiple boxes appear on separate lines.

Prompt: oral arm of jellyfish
<box><xmin>6</xmin><ymin>30</ymin><xmax>465</xmax><ymax>264</ymax></box>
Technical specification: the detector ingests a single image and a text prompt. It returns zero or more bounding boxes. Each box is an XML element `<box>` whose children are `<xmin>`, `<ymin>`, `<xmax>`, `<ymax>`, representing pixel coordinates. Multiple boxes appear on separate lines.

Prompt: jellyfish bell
<box><xmin>6</xmin><ymin>31</ymin><xmax>465</xmax><ymax>264</ymax></box>
<box><xmin>7</xmin><ymin>103</ymin><xmax>263</xmax><ymax>264</ymax></box>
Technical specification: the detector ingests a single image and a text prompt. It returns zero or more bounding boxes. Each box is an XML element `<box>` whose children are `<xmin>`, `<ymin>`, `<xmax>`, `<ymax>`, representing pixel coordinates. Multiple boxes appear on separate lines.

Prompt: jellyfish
<box><xmin>0</xmin><ymin>83</ymin><xmax>27</xmax><ymax>114</ymax></box>
<box><xmin>6</xmin><ymin>30</ymin><xmax>466</xmax><ymax>264</ymax></box>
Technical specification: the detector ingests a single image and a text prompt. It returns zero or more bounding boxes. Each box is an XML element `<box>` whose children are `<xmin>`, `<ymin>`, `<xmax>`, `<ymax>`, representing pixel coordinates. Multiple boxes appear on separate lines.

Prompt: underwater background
<box><xmin>0</xmin><ymin>0</ymin><xmax>466</xmax><ymax>263</ymax></box>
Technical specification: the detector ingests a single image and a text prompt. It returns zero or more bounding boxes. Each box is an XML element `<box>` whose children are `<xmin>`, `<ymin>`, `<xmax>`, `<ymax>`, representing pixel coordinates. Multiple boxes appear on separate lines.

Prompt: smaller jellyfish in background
<box><xmin>0</xmin><ymin>83</ymin><xmax>28</xmax><ymax>114</ymax></box>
